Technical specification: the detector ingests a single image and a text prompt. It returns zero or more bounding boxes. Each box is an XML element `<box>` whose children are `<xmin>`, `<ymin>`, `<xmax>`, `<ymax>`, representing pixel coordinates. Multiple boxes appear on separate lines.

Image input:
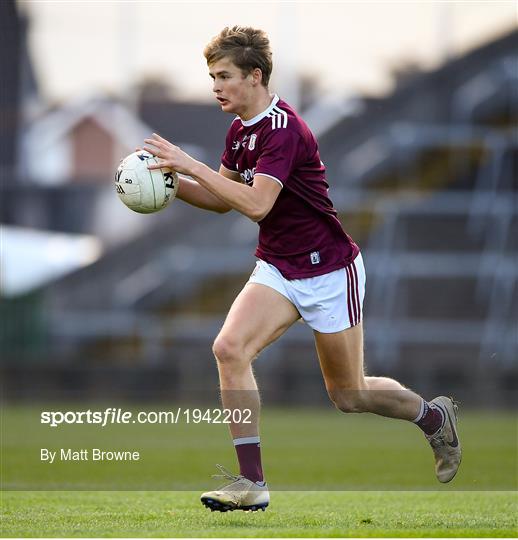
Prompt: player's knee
<box><xmin>328</xmin><ymin>388</ymin><xmax>367</xmax><ymax>414</ymax></box>
<box><xmin>212</xmin><ymin>335</ymin><xmax>244</xmax><ymax>366</ymax></box>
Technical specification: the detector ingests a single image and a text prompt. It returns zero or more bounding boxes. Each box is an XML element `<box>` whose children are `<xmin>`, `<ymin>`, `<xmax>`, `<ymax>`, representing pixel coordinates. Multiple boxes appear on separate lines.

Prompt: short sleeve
<box><xmin>221</xmin><ymin>120</ymin><xmax>238</xmax><ymax>171</ymax></box>
<box><xmin>255</xmin><ymin>129</ymin><xmax>302</xmax><ymax>186</ymax></box>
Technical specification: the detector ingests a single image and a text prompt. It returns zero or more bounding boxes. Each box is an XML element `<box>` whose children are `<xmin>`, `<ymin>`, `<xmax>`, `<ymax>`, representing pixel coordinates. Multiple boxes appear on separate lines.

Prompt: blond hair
<box><xmin>204</xmin><ymin>26</ymin><xmax>273</xmax><ymax>86</ymax></box>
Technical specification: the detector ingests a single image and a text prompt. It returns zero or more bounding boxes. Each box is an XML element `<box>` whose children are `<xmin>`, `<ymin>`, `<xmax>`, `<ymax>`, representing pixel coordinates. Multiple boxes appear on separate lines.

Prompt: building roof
<box><xmin>138</xmin><ymin>100</ymin><xmax>232</xmax><ymax>167</ymax></box>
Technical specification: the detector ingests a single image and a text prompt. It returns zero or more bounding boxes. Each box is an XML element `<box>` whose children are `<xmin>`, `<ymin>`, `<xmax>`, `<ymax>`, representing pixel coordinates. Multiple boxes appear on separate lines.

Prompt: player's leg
<box><xmin>314</xmin><ymin>326</ymin><xmax>461</xmax><ymax>482</ymax></box>
<box><xmin>299</xmin><ymin>253</ymin><xmax>460</xmax><ymax>482</ymax></box>
<box><xmin>201</xmin><ymin>280</ymin><xmax>300</xmax><ymax>511</ymax></box>
<box><xmin>314</xmin><ymin>323</ymin><xmax>423</xmax><ymax>419</ymax></box>
<box><xmin>213</xmin><ymin>281</ymin><xmax>300</xmax><ymax>443</ymax></box>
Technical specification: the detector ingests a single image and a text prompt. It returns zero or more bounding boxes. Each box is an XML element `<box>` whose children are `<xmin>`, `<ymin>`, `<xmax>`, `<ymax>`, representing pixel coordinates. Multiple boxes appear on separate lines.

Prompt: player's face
<box><xmin>209</xmin><ymin>58</ymin><xmax>256</xmax><ymax>117</ymax></box>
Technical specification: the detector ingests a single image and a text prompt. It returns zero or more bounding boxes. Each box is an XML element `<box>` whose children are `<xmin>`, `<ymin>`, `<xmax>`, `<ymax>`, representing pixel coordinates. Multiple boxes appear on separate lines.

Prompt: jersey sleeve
<box><xmin>220</xmin><ymin>120</ymin><xmax>238</xmax><ymax>171</ymax></box>
<box><xmin>254</xmin><ymin>128</ymin><xmax>302</xmax><ymax>186</ymax></box>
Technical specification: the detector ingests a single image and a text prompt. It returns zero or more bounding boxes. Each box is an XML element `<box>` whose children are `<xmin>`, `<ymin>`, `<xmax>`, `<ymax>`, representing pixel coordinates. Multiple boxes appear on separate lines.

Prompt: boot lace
<box><xmin>212</xmin><ymin>464</ymin><xmax>248</xmax><ymax>490</ymax></box>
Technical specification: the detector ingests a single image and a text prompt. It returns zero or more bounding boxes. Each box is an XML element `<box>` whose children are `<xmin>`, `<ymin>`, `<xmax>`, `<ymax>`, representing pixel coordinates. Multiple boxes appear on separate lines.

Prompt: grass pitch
<box><xmin>1</xmin><ymin>406</ymin><xmax>517</xmax><ymax>537</ymax></box>
<box><xmin>1</xmin><ymin>490</ymin><xmax>516</xmax><ymax>537</ymax></box>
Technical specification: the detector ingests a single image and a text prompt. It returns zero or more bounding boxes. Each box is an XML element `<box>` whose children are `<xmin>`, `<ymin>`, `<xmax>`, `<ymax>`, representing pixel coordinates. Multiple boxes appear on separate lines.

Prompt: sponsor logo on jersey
<box><xmin>240</xmin><ymin>167</ymin><xmax>256</xmax><ymax>185</ymax></box>
<box><xmin>310</xmin><ymin>251</ymin><xmax>321</xmax><ymax>264</ymax></box>
<box><xmin>249</xmin><ymin>134</ymin><xmax>257</xmax><ymax>150</ymax></box>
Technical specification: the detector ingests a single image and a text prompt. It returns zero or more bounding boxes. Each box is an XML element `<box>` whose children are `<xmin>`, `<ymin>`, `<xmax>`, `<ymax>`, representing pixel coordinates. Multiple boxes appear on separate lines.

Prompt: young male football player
<box><xmin>143</xmin><ymin>26</ymin><xmax>461</xmax><ymax>512</ymax></box>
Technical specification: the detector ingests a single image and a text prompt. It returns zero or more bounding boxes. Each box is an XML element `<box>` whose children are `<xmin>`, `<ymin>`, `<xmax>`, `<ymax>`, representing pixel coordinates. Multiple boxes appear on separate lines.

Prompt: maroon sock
<box><xmin>414</xmin><ymin>400</ymin><xmax>445</xmax><ymax>435</ymax></box>
<box><xmin>233</xmin><ymin>436</ymin><xmax>264</xmax><ymax>483</ymax></box>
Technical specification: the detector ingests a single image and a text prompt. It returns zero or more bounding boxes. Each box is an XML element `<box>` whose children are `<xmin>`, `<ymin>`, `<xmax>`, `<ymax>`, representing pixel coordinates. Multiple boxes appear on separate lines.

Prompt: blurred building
<box><xmin>21</xmin><ymin>97</ymin><xmax>147</xmax><ymax>185</ymax></box>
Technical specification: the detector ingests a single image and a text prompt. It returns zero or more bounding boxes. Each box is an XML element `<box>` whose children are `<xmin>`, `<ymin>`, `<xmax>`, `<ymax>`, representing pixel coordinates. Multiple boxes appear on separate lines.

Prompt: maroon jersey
<box><xmin>221</xmin><ymin>95</ymin><xmax>359</xmax><ymax>279</ymax></box>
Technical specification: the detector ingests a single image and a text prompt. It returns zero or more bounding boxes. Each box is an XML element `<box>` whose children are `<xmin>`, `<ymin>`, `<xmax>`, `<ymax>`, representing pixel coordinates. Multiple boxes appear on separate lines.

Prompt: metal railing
<box><xmin>362</xmin><ymin>126</ymin><xmax>516</xmax><ymax>367</ymax></box>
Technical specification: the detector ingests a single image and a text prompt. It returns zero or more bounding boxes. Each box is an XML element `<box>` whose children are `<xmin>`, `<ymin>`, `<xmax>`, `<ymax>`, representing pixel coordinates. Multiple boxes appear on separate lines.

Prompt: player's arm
<box><xmin>176</xmin><ymin>165</ymin><xmax>239</xmax><ymax>213</ymax></box>
<box><xmin>144</xmin><ymin>133</ymin><xmax>281</xmax><ymax>222</ymax></box>
<box><xmin>189</xmin><ymin>162</ymin><xmax>281</xmax><ymax>222</ymax></box>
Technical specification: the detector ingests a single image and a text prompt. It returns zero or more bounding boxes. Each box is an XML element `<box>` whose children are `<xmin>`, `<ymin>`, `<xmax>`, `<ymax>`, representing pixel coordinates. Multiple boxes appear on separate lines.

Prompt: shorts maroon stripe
<box><xmin>345</xmin><ymin>266</ymin><xmax>354</xmax><ymax>326</ymax></box>
<box><xmin>352</xmin><ymin>259</ymin><xmax>361</xmax><ymax>324</ymax></box>
<box><xmin>348</xmin><ymin>263</ymin><xmax>358</xmax><ymax>326</ymax></box>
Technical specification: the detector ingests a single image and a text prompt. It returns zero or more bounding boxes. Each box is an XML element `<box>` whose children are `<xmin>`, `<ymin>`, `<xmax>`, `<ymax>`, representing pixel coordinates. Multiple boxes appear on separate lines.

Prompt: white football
<box><xmin>115</xmin><ymin>151</ymin><xmax>179</xmax><ymax>214</ymax></box>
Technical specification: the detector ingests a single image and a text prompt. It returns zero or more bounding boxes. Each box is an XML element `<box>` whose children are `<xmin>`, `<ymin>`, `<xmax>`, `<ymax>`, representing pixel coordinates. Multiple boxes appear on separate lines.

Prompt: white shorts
<box><xmin>248</xmin><ymin>253</ymin><xmax>366</xmax><ymax>333</ymax></box>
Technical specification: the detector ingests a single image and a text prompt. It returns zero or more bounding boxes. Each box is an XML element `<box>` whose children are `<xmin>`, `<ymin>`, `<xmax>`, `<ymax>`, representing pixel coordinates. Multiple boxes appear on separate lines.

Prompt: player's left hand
<box><xmin>143</xmin><ymin>133</ymin><xmax>197</xmax><ymax>175</ymax></box>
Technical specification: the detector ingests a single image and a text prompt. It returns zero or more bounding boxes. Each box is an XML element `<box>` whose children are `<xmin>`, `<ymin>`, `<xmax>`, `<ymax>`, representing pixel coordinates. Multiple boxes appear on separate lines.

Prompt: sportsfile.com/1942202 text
<box><xmin>40</xmin><ymin>408</ymin><xmax>253</xmax><ymax>427</ymax></box>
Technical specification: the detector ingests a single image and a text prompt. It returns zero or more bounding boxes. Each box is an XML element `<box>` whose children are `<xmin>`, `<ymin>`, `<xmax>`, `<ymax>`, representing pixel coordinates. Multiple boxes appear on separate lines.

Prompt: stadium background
<box><xmin>0</xmin><ymin>0</ymin><xmax>516</xmax><ymax>499</ymax></box>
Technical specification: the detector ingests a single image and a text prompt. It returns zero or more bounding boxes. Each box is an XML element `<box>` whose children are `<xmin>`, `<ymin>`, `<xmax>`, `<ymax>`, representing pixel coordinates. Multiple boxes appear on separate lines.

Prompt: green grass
<box><xmin>2</xmin><ymin>406</ymin><xmax>516</xmax><ymax>490</ymax></box>
<box><xmin>1</xmin><ymin>490</ymin><xmax>516</xmax><ymax>537</ymax></box>
<box><xmin>1</xmin><ymin>405</ymin><xmax>517</xmax><ymax>536</ymax></box>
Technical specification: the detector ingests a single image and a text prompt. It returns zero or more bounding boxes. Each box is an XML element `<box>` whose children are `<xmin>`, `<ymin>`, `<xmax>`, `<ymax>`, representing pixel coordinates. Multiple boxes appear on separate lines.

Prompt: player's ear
<box><xmin>251</xmin><ymin>68</ymin><xmax>263</xmax><ymax>86</ymax></box>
